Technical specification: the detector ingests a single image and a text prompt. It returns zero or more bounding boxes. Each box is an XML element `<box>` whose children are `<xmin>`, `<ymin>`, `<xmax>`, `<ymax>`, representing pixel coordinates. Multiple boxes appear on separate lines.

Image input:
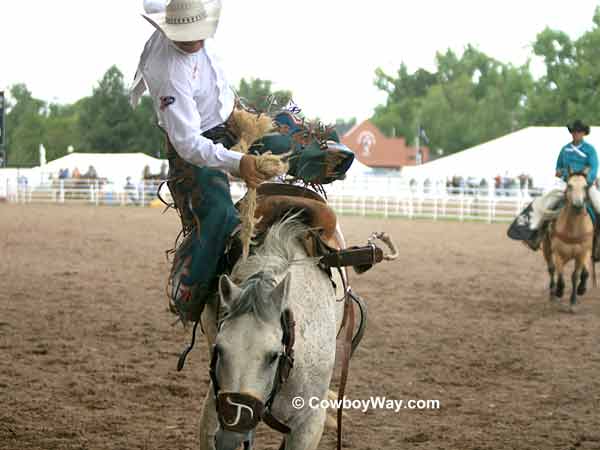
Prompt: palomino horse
<box><xmin>197</xmin><ymin>217</ymin><xmax>345</xmax><ymax>450</ymax></box>
<box><xmin>543</xmin><ymin>169</ymin><xmax>594</xmax><ymax>311</ymax></box>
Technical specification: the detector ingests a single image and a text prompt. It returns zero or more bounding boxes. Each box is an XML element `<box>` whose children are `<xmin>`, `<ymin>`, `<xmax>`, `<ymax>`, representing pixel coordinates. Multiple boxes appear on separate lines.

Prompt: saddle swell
<box><xmin>239</xmin><ymin>183</ymin><xmax>342</xmax><ymax>250</ymax></box>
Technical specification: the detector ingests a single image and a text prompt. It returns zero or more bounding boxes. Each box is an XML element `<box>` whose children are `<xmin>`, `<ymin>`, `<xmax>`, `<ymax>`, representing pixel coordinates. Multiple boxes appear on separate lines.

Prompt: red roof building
<box><xmin>341</xmin><ymin>120</ymin><xmax>429</xmax><ymax>169</ymax></box>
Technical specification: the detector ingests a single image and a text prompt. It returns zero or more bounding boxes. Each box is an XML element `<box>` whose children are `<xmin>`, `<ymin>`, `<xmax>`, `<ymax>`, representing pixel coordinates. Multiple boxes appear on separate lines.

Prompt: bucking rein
<box><xmin>172</xmin><ymin>110</ymin><xmax>399</xmax><ymax>450</ymax></box>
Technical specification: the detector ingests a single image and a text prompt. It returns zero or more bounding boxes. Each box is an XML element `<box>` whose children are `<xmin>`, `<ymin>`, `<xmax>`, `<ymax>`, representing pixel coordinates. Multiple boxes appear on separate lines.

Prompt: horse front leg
<box><xmin>571</xmin><ymin>253</ymin><xmax>589</xmax><ymax>311</ymax></box>
<box><xmin>570</xmin><ymin>266</ymin><xmax>580</xmax><ymax>310</ymax></box>
<box><xmin>577</xmin><ymin>263</ymin><xmax>590</xmax><ymax>296</ymax></box>
<box><xmin>199</xmin><ymin>301</ymin><xmax>220</xmax><ymax>450</ymax></box>
<box><xmin>542</xmin><ymin>238</ymin><xmax>555</xmax><ymax>296</ymax></box>
<box><xmin>284</xmin><ymin>407</ymin><xmax>327</xmax><ymax>450</ymax></box>
<box><xmin>553</xmin><ymin>253</ymin><xmax>565</xmax><ymax>300</ymax></box>
<box><xmin>198</xmin><ymin>388</ymin><xmax>218</xmax><ymax>450</ymax></box>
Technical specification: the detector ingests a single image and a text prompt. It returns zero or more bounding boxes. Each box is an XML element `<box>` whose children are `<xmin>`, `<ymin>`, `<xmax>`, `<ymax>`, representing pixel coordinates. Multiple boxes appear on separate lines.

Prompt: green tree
<box><xmin>78</xmin><ymin>65</ymin><xmax>138</xmax><ymax>152</ymax></box>
<box><xmin>129</xmin><ymin>95</ymin><xmax>164</xmax><ymax>157</ymax></box>
<box><xmin>237</xmin><ymin>78</ymin><xmax>293</xmax><ymax>112</ymax></box>
<box><xmin>525</xmin><ymin>7</ymin><xmax>600</xmax><ymax>125</ymax></box>
<box><xmin>373</xmin><ymin>46</ymin><xmax>532</xmax><ymax>155</ymax></box>
<box><xmin>5</xmin><ymin>84</ymin><xmax>47</xmax><ymax>166</ymax></box>
<box><xmin>372</xmin><ymin>64</ymin><xmax>436</xmax><ymax>142</ymax></box>
<box><xmin>44</xmin><ymin>103</ymin><xmax>82</xmax><ymax>161</ymax></box>
<box><xmin>334</xmin><ymin>117</ymin><xmax>357</xmax><ymax>137</ymax></box>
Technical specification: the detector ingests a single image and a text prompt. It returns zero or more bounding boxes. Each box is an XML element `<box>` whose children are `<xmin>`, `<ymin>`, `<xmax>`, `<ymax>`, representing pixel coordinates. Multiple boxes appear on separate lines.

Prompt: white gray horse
<box><xmin>197</xmin><ymin>217</ymin><xmax>345</xmax><ymax>450</ymax></box>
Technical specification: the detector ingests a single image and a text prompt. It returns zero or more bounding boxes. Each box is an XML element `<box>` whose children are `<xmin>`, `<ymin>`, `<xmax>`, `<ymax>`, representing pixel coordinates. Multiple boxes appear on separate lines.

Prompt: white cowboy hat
<box><xmin>142</xmin><ymin>0</ymin><xmax>222</xmax><ymax>42</ymax></box>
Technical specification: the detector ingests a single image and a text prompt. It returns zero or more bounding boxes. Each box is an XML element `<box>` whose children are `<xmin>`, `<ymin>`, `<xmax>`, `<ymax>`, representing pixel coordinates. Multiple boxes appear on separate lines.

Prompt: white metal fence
<box><xmin>2</xmin><ymin>177</ymin><xmax>537</xmax><ymax>223</ymax></box>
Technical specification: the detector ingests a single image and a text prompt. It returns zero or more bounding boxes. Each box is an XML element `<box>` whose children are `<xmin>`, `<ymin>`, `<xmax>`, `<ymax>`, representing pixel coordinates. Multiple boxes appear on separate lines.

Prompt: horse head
<box><xmin>566</xmin><ymin>167</ymin><xmax>590</xmax><ymax>212</ymax></box>
<box><xmin>211</xmin><ymin>272</ymin><xmax>293</xmax><ymax>448</ymax></box>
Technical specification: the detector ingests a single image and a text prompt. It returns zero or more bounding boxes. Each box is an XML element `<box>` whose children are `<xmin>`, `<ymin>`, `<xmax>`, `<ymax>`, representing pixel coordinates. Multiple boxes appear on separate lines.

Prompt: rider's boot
<box><xmin>525</xmin><ymin>228</ymin><xmax>545</xmax><ymax>251</ymax></box>
<box><xmin>593</xmin><ymin>223</ymin><xmax>600</xmax><ymax>262</ymax></box>
<box><xmin>171</xmin><ymin>282</ymin><xmax>211</xmax><ymax>323</ymax></box>
<box><xmin>169</xmin><ymin>254</ymin><xmax>212</xmax><ymax>323</ymax></box>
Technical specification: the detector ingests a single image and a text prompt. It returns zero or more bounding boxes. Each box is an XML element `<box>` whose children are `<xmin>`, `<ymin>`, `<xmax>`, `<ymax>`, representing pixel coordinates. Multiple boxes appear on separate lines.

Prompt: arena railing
<box><xmin>2</xmin><ymin>178</ymin><xmax>537</xmax><ymax>223</ymax></box>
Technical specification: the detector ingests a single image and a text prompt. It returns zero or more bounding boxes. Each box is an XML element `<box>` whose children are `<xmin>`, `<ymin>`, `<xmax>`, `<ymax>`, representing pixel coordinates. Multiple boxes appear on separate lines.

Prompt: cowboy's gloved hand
<box><xmin>239</xmin><ymin>155</ymin><xmax>267</xmax><ymax>189</ymax></box>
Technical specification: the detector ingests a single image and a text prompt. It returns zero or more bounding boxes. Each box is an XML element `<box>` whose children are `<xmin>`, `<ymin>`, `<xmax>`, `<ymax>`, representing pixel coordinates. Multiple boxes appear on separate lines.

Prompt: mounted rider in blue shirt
<box><xmin>516</xmin><ymin>119</ymin><xmax>600</xmax><ymax>259</ymax></box>
<box><xmin>555</xmin><ymin>133</ymin><xmax>598</xmax><ymax>185</ymax></box>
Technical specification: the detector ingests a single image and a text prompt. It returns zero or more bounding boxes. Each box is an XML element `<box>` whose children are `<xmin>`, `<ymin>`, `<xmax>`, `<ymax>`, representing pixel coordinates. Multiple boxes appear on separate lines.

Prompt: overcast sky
<box><xmin>1</xmin><ymin>0</ymin><xmax>599</xmax><ymax>122</ymax></box>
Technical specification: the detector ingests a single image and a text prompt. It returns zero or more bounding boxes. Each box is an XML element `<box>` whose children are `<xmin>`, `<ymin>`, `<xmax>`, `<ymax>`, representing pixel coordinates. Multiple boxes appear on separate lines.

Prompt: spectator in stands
<box><xmin>519</xmin><ymin>174</ymin><xmax>527</xmax><ymax>190</ymax></box>
<box><xmin>72</xmin><ymin>167</ymin><xmax>81</xmax><ymax>179</ymax></box>
<box><xmin>17</xmin><ymin>175</ymin><xmax>28</xmax><ymax>190</ymax></box>
<box><xmin>143</xmin><ymin>165</ymin><xmax>152</xmax><ymax>180</ymax></box>
<box><xmin>125</xmin><ymin>177</ymin><xmax>138</xmax><ymax>205</ymax></box>
<box><xmin>159</xmin><ymin>162</ymin><xmax>168</xmax><ymax>179</ymax></box>
<box><xmin>84</xmin><ymin>165</ymin><xmax>98</xmax><ymax>179</ymax></box>
<box><xmin>424</xmin><ymin>178</ymin><xmax>432</xmax><ymax>194</ymax></box>
<box><xmin>409</xmin><ymin>179</ymin><xmax>418</xmax><ymax>193</ymax></box>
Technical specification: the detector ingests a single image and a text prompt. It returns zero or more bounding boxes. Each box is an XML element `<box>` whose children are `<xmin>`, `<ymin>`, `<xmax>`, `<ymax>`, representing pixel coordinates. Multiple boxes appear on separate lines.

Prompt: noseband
<box><xmin>209</xmin><ymin>308</ymin><xmax>296</xmax><ymax>434</ymax></box>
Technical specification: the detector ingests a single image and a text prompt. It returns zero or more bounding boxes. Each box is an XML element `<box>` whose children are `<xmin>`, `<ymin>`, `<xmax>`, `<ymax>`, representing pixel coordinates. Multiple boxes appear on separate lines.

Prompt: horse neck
<box><xmin>232</xmin><ymin>230</ymin><xmax>305</xmax><ymax>286</ymax></box>
<box><xmin>557</xmin><ymin>201</ymin><xmax>592</xmax><ymax>235</ymax></box>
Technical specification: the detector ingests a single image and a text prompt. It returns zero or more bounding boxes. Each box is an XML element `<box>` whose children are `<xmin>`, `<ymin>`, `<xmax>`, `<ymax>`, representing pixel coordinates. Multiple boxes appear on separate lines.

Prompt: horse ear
<box><xmin>568</xmin><ymin>166</ymin><xmax>573</xmax><ymax>177</ymax></box>
<box><xmin>219</xmin><ymin>275</ymin><xmax>242</xmax><ymax>308</ymax></box>
<box><xmin>271</xmin><ymin>273</ymin><xmax>292</xmax><ymax>311</ymax></box>
<box><xmin>583</xmin><ymin>166</ymin><xmax>590</xmax><ymax>176</ymax></box>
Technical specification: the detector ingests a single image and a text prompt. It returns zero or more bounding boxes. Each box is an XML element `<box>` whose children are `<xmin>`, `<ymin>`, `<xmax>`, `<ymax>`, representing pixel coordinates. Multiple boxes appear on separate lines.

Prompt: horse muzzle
<box><xmin>216</xmin><ymin>392</ymin><xmax>265</xmax><ymax>433</ymax></box>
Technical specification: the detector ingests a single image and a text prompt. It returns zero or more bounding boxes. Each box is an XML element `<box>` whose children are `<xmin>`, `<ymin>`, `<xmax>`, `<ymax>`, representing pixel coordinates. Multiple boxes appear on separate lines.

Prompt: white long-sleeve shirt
<box><xmin>130</xmin><ymin>31</ymin><xmax>241</xmax><ymax>174</ymax></box>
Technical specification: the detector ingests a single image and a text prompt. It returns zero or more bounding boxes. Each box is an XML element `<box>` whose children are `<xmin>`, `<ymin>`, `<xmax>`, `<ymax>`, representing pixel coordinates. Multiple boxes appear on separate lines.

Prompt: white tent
<box><xmin>346</xmin><ymin>156</ymin><xmax>373</xmax><ymax>176</ymax></box>
<box><xmin>0</xmin><ymin>152</ymin><xmax>167</xmax><ymax>196</ymax></box>
<box><xmin>43</xmin><ymin>152</ymin><xmax>166</xmax><ymax>184</ymax></box>
<box><xmin>401</xmin><ymin>127</ymin><xmax>600</xmax><ymax>189</ymax></box>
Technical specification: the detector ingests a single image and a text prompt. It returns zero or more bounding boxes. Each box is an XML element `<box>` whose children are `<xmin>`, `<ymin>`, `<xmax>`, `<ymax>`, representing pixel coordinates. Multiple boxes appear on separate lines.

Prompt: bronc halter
<box><xmin>209</xmin><ymin>308</ymin><xmax>296</xmax><ymax>435</ymax></box>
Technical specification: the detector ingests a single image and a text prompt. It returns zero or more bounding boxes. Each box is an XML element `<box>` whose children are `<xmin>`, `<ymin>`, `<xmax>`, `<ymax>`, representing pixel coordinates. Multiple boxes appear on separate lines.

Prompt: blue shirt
<box><xmin>556</xmin><ymin>140</ymin><xmax>598</xmax><ymax>185</ymax></box>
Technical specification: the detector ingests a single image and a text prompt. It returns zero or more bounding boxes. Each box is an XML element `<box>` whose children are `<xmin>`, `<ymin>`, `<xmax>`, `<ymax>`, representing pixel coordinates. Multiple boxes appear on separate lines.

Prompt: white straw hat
<box><xmin>142</xmin><ymin>0</ymin><xmax>222</xmax><ymax>42</ymax></box>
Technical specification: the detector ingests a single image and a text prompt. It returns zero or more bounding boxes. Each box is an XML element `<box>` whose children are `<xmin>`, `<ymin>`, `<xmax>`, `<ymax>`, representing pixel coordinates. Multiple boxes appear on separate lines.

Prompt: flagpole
<box><xmin>416</xmin><ymin>123</ymin><xmax>421</xmax><ymax>166</ymax></box>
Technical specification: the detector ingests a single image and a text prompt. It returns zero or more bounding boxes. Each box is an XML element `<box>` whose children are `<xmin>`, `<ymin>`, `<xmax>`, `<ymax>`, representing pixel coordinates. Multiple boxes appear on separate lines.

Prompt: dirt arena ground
<box><xmin>2</xmin><ymin>204</ymin><xmax>600</xmax><ymax>450</ymax></box>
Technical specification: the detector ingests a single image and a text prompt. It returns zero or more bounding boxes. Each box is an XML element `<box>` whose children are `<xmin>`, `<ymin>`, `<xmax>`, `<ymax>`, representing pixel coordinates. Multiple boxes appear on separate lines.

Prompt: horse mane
<box><xmin>231</xmin><ymin>214</ymin><xmax>314</xmax><ymax>283</ymax></box>
<box><xmin>223</xmin><ymin>215</ymin><xmax>317</xmax><ymax>322</ymax></box>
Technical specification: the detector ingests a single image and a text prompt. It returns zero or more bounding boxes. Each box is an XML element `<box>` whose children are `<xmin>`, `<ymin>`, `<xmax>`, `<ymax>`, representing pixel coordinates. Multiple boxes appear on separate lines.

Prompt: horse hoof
<box><xmin>569</xmin><ymin>304</ymin><xmax>577</xmax><ymax>314</ymax></box>
<box><xmin>577</xmin><ymin>287</ymin><xmax>587</xmax><ymax>296</ymax></box>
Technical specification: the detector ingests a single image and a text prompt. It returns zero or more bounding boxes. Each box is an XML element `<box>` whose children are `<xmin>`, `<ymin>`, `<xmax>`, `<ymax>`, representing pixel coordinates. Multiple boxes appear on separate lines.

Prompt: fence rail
<box><xmin>2</xmin><ymin>178</ymin><xmax>536</xmax><ymax>223</ymax></box>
